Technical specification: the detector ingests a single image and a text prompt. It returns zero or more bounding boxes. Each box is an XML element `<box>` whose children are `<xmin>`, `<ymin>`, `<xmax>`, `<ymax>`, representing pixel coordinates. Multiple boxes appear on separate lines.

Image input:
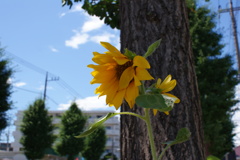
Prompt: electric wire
<box><xmin>13</xmin><ymin>86</ymin><xmax>60</xmax><ymax>106</ymax></box>
<box><xmin>6</xmin><ymin>51</ymin><xmax>47</xmax><ymax>76</ymax></box>
<box><xmin>13</xmin><ymin>86</ymin><xmax>41</xmax><ymax>95</ymax></box>
<box><xmin>5</xmin><ymin>50</ymin><xmax>83</xmax><ymax>99</ymax></box>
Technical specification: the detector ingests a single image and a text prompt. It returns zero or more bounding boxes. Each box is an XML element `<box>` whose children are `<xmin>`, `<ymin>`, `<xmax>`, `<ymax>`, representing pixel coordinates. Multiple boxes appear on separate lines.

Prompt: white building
<box><xmin>11</xmin><ymin>110</ymin><xmax>120</xmax><ymax>159</ymax></box>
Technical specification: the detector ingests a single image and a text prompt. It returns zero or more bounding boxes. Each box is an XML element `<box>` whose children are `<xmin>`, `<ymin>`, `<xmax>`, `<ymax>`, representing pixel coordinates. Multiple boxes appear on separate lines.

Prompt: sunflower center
<box><xmin>115</xmin><ymin>61</ymin><xmax>133</xmax><ymax>80</ymax></box>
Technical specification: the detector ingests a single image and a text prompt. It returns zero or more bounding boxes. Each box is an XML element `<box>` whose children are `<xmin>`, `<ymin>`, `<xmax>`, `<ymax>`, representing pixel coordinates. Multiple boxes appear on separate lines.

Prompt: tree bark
<box><xmin>120</xmin><ymin>0</ymin><xmax>205</xmax><ymax>159</ymax></box>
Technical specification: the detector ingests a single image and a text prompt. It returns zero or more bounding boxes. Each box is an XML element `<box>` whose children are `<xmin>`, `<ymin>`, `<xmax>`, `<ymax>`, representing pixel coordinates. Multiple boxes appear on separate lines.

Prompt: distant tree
<box><xmin>20</xmin><ymin>99</ymin><xmax>55</xmax><ymax>160</ymax></box>
<box><xmin>55</xmin><ymin>102</ymin><xmax>87</xmax><ymax>160</ymax></box>
<box><xmin>82</xmin><ymin>125</ymin><xmax>107</xmax><ymax>160</ymax></box>
<box><xmin>188</xmin><ymin>1</ymin><xmax>239</xmax><ymax>158</ymax></box>
<box><xmin>0</xmin><ymin>47</ymin><xmax>13</xmax><ymax>132</ymax></box>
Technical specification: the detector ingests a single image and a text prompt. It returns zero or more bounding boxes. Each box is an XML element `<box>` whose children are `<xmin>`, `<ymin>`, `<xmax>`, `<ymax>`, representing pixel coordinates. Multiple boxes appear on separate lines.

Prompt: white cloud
<box><xmin>64</xmin><ymin>9</ymin><xmax>120</xmax><ymax>49</ymax></box>
<box><xmin>7</xmin><ymin>78</ymin><xmax>12</xmax><ymax>84</ymax></box>
<box><xmin>65</xmin><ymin>31</ymin><xmax>89</xmax><ymax>48</ymax></box>
<box><xmin>58</xmin><ymin>95</ymin><xmax>116</xmax><ymax>111</ymax></box>
<box><xmin>8</xmin><ymin>78</ymin><xmax>27</xmax><ymax>87</ymax></box>
<box><xmin>13</xmin><ymin>82</ymin><xmax>26</xmax><ymax>87</ymax></box>
<box><xmin>81</xmin><ymin>16</ymin><xmax>104</xmax><ymax>33</ymax></box>
<box><xmin>49</xmin><ymin>46</ymin><xmax>59</xmax><ymax>52</ymax></box>
<box><xmin>90</xmin><ymin>33</ymin><xmax>116</xmax><ymax>43</ymax></box>
<box><xmin>59</xmin><ymin>12</ymin><xmax>66</xmax><ymax>18</ymax></box>
<box><xmin>59</xmin><ymin>4</ymin><xmax>83</xmax><ymax>18</ymax></box>
<box><xmin>71</xmin><ymin>4</ymin><xmax>83</xmax><ymax>13</ymax></box>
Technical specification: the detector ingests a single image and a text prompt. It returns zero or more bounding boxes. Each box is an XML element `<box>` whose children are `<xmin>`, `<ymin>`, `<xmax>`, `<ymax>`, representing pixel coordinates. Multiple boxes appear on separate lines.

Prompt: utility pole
<box><xmin>43</xmin><ymin>72</ymin><xmax>59</xmax><ymax>101</ymax></box>
<box><xmin>219</xmin><ymin>0</ymin><xmax>240</xmax><ymax>73</ymax></box>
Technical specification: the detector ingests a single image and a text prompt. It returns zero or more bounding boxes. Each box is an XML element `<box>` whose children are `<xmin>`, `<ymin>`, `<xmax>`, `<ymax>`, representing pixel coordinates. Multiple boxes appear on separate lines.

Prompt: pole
<box><xmin>229</xmin><ymin>0</ymin><xmax>240</xmax><ymax>73</ymax></box>
<box><xmin>43</xmin><ymin>72</ymin><xmax>48</xmax><ymax>101</ymax></box>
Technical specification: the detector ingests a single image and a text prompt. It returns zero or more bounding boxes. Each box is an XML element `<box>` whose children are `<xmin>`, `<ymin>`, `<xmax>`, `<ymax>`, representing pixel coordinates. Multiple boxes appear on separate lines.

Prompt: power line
<box><xmin>6</xmin><ymin>51</ymin><xmax>47</xmax><ymax>75</ymax></box>
<box><xmin>13</xmin><ymin>86</ymin><xmax>60</xmax><ymax>106</ymax></box>
<box><xmin>57</xmin><ymin>79</ymin><xmax>84</xmax><ymax>98</ymax></box>
<box><xmin>13</xmin><ymin>86</ymin><xmax>41</xmax><ymax>95</ymax></box>
<box><xmin>6</xmin><ymin>50</ymin><xmax>83</xmax><ymax>99</ymax></box>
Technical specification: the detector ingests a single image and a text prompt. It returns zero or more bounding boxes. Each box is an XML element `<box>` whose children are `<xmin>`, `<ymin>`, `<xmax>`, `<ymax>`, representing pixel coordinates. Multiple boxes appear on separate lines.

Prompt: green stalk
<box><xmin>158</xmin><ymin>144</ymin><xmax>171</xmax><ymax>160</ymax></box>
<box><xmin>117</xmin><ymin>112</ymin><xmax>146</xmax><ymax>121</ymax></box>
<box><xmin>145</xmin><ymin>108</ymin><xmax>157</xmax><ymax>160</ymax></box>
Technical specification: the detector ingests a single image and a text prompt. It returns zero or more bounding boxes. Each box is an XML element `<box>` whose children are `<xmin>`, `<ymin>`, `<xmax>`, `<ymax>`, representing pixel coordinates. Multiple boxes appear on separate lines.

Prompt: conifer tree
<box><xmin>0</xmin><ymin>47</ymin><xmax>13</xmax><ymax>131</ymax></box>
<box><xmin>188</xmin><ymin>1</ymin><xmax>238</xmax><ymax>158</ymax></box>
<box><xmin>20</xmin><ymin>99</ymin><xmax>55</xmax><ymax>160</ymax></box>
<box><xmin>82</xmin><ymin>125</ymin><xmax>107</xmax><ymax>160</ymax></box>
<box><xmin>55</xmin><ymin>102</ymin><xmax>87</xmax><ymax>160</ymax></box>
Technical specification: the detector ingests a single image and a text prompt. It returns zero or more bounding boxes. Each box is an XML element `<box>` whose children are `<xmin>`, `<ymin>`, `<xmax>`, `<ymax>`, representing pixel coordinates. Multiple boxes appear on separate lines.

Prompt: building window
<box><xmin>106</xmin><ymin>126</ymin><xmax>112</xmax><ymax>130</ymax></box>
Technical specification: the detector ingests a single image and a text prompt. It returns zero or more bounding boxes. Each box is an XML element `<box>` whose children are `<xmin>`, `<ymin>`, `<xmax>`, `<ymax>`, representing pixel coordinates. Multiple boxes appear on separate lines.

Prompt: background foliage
<box><xmin>0</xmin><ymin>46</ymin><xmax>13</xmax><ymax>132</ymax></box>
<box><xmin>55</xmin><ymin>102</ymin><xmax>87</xmax><ymax>160</ymax></box>
<box><xmin>188</xmin><ymin>1</ymin><xmax>239</xmax><ymax>157</ymax></box>
<box><xmin>82</xmin><ymin>125</ymin><xmax>107</xmax><ymax>160</ymax></box>
<box><xmin>20</xmin><ymin>99</ymin><xmax>55</xmax><ymax>160</ymax></box>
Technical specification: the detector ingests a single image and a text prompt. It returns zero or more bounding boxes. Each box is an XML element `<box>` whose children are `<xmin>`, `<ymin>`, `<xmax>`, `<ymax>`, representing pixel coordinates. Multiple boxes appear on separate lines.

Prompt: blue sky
<box><xmin>0</xmin><ymin>1</ymin><xmax>120</xmax><ymax>113</ymax></box>
<box><xmin>0</xmin><ymin>0</ymin><xmax>240</xmax><ymax>146</ymax></box>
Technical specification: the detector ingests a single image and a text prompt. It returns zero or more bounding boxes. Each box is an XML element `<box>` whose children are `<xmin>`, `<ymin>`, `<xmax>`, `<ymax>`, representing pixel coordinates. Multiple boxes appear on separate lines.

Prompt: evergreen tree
<box><xmin>0</xmin><ymin>47</ymin><xmax>13</xmax><ymax>131</ymax></box>
<box><xmin>20</xmin><ymin>99</ymin><xmax>55</xmax><ymax>160</ymax></box>
<box><xmin>188</xmin><ymin>1</ymin><xmax>238</xmax><ymax>158</ymax></box>
<box><xmin>82</xmin><ymin>125</ymin><xmax>107</xmax><ymax>160</ymax></box>
<box><xmin>55</xmin><ymin>102</ymin><xmax>87</xmax><ymax>160</ymax></box>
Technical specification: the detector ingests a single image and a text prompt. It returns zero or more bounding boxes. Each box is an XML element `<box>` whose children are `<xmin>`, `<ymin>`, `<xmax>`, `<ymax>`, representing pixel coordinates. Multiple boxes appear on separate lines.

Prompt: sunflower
<box><xmin>153</xmin><ymin>75</ymin><xmax>180</xmax><ymax>115</ymax></box>
<box><xmin>88</xmin><ymin>42</ymin><xmax>154</xmax><ymax>110</ymax></box>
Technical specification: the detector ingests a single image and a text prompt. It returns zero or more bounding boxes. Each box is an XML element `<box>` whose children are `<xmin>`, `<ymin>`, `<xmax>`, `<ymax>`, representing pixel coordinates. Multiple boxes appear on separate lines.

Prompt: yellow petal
<box><xmin>100</xmin><ymin>42</ymin><xmax>124</xmax><ymax>57</ymax></box>
<box><xmin>153</xmin><ymin>109</ymin><xmax>158</xmax><ymax>116</ymax></box>
<box><xmin>110</xmin><ymin>89</ymin><xmax>126</xmax><ymax>110</ymax></box>
<box><xmin>160</xmin><ymin>75</ymin><xmax>172</xmax><ymax>87</ymax></box>
<box><xmin>135</xmin><ymin>67</ymin><xmax>154</xmax><ymax>80</ymax></box>
<box><xmin>113</xmin><ymin>57</ymin><xmax>130</xmax><ymax>65</ymax></box>
<box><xmin>90</xmin><ymin>69</ymin><xmax>116</xmax><ymax>84</ymax></box>
<box><xmin>133</xmin><ymin>75</ymin><xmax>141</xmax><ymax>86</ymax></box>
<box><xmin>125</xmin><ymin>82</ymin><xmax>139</xmax><ymax>109</ymax></box>
<box><xmin>96</xmin><ymin>78</ymin><xmax>118</xmax><ymax>95</ymax></box>
<box><xmin>88</xmin><ymin>64</ymin><xmax>115</xmax><ymax>71</ymax></box>
<box><xmin>163</xmin><ymin>93</ymin><xmax>180</xmax><ymax>103</ymax></box>
<box><xmin>164</xmin><ymin>111</ymin><xmax>169</xmax><ymax>115</ymax></box>
<box><xmin>156</xmin><ymin>78</ymin><xmax>162</xmax><ymax>88</ymax></box>
<box><xmin>119</xmin><ymin>67</ymin><xmax>134</xmax><ymax>90</ymax></box>
<box><xmin>133</xmin><ymin>56</ymin><xmax>151</xmax><ymax>68</ymax></box>
<box><xmin>92</xmin><ymin>54</ymin><xmax>115</xmax><ymax>64</ymax></box>
<box><xmin>153</xmin><ymin>109</ymin><xmax>169</xmax><ymax>116</ymax></box>
<box><xmin>161</xmin><ymin>80</ymin><xmax>176</xmax><ymax>92</ymax></box>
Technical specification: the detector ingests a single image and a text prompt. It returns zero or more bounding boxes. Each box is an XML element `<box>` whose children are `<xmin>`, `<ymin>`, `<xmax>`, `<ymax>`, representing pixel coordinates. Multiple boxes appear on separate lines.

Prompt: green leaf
<box><xmin>144</xmin><ymin>39</ymin><xmax>161</xmax><ymax>58</ymax></box>
<box><xmin>136</xmin><ymin>94</ymin><xmax>167</xmax><ymax>109</ymax></box>
<box><xmin>135</xmin><ymin>94</ymin><xmax>172</xmax><ymax>112</ymax></box>
<box><xmin>163</xmin><ymin>128</ymin><xmax>191</xmax><ymax>145</ymax></box>
<box><xmin>207</xmin><ymin>155</ymin><xmax>220</xmax><ymax>160</ymax></box>
<box><xmin>75</xmin><ymin>112</ymin><xmax>117</xmax><ymax>138</ymax></box>
<box><xmin>124</xmin><ymin>48</ymin><xmax>136</xmax><ymax>60</ymax></box>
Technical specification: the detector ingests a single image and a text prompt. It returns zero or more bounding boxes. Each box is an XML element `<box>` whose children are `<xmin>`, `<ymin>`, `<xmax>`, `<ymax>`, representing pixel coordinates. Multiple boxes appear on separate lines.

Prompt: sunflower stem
<box><xmin>117</xmin><ymin>112</ymin><xmax>146</xmax><ymax>121</ymax></box>
<box><xmin>145</xmin><ymin>108</ymin><xmax>158</xmax><ymax>160</ymax></box>
<box><xmin>158</xmin><ymin>144</ymin><xmax>171</xmax><ymax>160</ymax></box>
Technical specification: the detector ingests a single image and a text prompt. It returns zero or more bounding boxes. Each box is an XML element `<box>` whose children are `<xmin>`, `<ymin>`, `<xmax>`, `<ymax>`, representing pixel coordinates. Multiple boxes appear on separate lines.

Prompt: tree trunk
<box><xmin>120</xmin><ymin>0</ymin><xmax>205</xmax><ymax>159</ymax></box>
